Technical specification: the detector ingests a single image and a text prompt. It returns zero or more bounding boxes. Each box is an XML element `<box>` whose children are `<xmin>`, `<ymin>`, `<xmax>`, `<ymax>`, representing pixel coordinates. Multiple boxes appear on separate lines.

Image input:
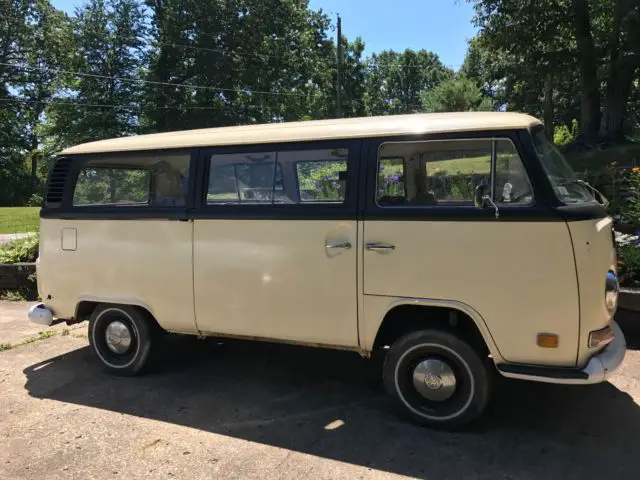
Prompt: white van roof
<box><xmin>61</xmin><ymin>112</ymin><xmax>542</xmax><ymax>155</ymax></box>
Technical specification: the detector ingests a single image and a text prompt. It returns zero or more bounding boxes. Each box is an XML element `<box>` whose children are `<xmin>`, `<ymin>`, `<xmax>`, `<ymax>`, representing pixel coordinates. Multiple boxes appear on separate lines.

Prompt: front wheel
<box><xmin>383</xmin><ymin>329</ymin><xmax>492</xmax><ymax>429</ymax></box>
<box><xmin>88</xmin><ymin>304</ymin><xmax>154</xmax><ymax>376</ymax></box>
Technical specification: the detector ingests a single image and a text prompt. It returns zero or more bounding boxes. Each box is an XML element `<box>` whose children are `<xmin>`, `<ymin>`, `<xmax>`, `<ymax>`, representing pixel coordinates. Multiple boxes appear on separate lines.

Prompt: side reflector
<box><xmin>537</xmin><ymin>333</ymin><xmax>559</xmax><ymax>348</ymax></box>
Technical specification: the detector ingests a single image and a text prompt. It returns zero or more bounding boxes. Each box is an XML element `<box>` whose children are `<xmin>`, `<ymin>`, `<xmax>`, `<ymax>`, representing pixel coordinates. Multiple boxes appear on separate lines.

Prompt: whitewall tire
<box><xmin>382</xmin><ymin>329</ymin><xmax>492</xmax><ymax>429</ymax></box>
<box><xmin>88</xmin><ymin>304</ymin><xmax>154</xmax><ymax>376</ymax></box>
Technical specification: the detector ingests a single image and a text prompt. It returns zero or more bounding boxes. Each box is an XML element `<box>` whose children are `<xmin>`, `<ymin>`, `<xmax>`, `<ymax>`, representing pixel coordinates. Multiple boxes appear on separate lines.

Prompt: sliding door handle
<box><xmin>325</xmin><ymin>241</ymin><xmax>352</xmax><ymax>250</ymax></box>
<box><xmin>366</xmin><ymin>242</ymin><xmax>396</xmax><ymax>252</ymax></box>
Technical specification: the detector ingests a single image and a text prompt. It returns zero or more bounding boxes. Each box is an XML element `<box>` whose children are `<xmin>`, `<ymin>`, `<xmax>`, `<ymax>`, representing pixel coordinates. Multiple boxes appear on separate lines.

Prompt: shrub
<box><xmin>553</xmin><ymin>120</ymin><xmax>579</xmax><ymax>146</ymax></box>
<box><xmin>615</xmin><ymin>231</ymin><xmax>640</xmax><ymax>287</ymax></box>
<box><xmin>0</xmin><ymin>236</ymin><xmax>39</xmax><ymax>264</ymax></box>
<box><xmin>612</xmin><ymin>167</ymin><xmax>640</xmax><ymax>226</ymax></box>
<box><xmin>26</xmin><ymin>193</ymin><xmax>43</xmax><ymax>207</ymax></box>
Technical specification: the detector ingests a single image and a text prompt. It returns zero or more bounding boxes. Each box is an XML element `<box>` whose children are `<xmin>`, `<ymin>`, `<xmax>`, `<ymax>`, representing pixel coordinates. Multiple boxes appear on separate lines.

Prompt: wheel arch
<box><xmin>370</xmin><ymin>298</ymin><xmax>504</xmax><ymax>363</ymax></box>
<box><xmin>75</xmin><ymin>296</ymin><xmax>164</xmax><ymax>332</ymax></box>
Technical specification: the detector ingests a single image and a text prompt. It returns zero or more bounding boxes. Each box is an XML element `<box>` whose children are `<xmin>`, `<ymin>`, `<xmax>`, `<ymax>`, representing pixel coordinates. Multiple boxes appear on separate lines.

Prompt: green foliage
<box><xmin>466</xmin><ymin>0</ymin><xmax>640</xmax><ymax>142</ymax></box>
<box><xmin>421</xmin><ymin>75</ymin><xmax>493</xmax><ymax>113</ymax></box>
<box><xmin>73</xmin><ymin>168</ymin><xmax>150</xmax><ymax>205</ymax></box>
<box><xmin>613</xmin><ymin>168</ymin><xmax>640</xmax><ymax>227</ymax></box>
<box><xmin>0</xmin><ymin>236</ymin><xmax>39</xmax><ymax>264</ymax></box>
<box><xmin>554</xmin><ymin>120</ymin><xmax>580</xmax><ymax>146</ymax></box>
<box><xmin>364</xmin><ymin>49</ymin><xmax>453</xmax><ymax>116</ymax></box>
<box><xmin>1</xmin><ymin>0</ymin><xmax>74</xmax><ymax>205</ymax></box>
<box><xmin>26</xmin><ymin>193</ymin><xmax>43</xmax><ymax>207</ymax></box>
<box><xmin>615</xmin><ymin>231</ymin><xmax>640</xmax><ymax>287</ymax></box>
<box><xmin>296</xmin><ymin>161</ymin><xmax>346</xmax><ymax>201</ymax></box>
<box><xmin>45</xmin><ymin>0</ymin><xmax>146</xmax><ymax>148</ymax></box>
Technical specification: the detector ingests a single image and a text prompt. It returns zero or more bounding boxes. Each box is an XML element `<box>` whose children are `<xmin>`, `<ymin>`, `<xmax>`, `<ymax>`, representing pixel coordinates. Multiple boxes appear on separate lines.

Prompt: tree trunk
<box><xmin>571</xmin><ymin>0</ymin><xmax>601</xmax><ymax>143</ymax></box>
<box><xmin>601</xmin><ymin>0</ymin><xmax>639</xmax><ymax>142</ymax></box>
<box><xmin>31</xmin><ymin>154</ymin><xmax>38</xmax><ymax>179</ymax></box>
<box><xmin>602</xmin><ymin>63</ymin><xmax>634</xmax><ymax>142</ymax></box>
<box><xmin>543</xmin><ymin>74</ymin><xmax>554</xmax><ymax>140</ymax></box>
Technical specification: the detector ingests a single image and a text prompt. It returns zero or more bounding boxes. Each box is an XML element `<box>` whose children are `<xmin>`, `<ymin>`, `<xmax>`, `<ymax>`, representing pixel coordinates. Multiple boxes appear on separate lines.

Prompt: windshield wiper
<box><xmin>559</xmin><ymin>179</ymin><xmax>609</xmax><ymax>207</ymax></box>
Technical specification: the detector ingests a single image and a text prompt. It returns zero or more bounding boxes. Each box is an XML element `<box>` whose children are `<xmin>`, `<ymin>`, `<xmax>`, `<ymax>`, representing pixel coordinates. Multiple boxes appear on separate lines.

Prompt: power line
<box><xmin>365</xmin><ymin>60</ymin><xmax>463</xmax><ymax>70</ymax></box>
<box><xmin>0</xmin><ymin>62</ymin><xmax>304</xmax><ymax>97</ymax></box>
<box><xmin>154</xmin><ymin>41</ymin><xmax>287</xmax><ymax>61</ymax></box>
<box><xmin>1</xmin><ymin>97</ymin><xmax>227</xmax><ymax>111</ymax></box>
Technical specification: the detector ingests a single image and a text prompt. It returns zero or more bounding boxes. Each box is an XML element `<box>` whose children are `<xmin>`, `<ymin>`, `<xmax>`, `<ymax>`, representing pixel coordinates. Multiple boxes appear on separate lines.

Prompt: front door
<box><xmin>193</xmin><ymin>141</ymin><xmax>362</xmax><ymax>348</ymax></box>
<box><xmin>362</xmin><ymin>134</ymin><xmax>580</xmax><ymax>366</ymax></box>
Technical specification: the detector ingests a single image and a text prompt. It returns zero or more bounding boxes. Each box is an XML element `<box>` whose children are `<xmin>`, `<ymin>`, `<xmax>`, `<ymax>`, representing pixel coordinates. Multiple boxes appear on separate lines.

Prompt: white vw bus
<box><xmin>28</xmin><ymin>112</ymin><xmax>625</xmax><ymax>428</ymax></box>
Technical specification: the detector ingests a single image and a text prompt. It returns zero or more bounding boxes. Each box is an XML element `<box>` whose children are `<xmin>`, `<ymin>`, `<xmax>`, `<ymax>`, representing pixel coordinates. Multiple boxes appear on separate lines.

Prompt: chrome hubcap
<box><xmin>412</xmin><ymin>358</ymin><xmax>457</xmax><ymax>401</ymax></box>
<box><xmin>104</xmin><ymin>320</ymin><xmax>133</xmax><ymax>354</ymax></box>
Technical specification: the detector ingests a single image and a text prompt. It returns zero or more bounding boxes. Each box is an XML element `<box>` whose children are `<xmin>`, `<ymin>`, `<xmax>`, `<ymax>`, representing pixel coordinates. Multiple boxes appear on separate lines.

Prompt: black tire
<box><xmin>88</xmin><ymin>304</ymin><xmax>154</xmax><ymax>376</ymax></box>
<box><xmin>382</xmin><ymin>329</ymin><xmax>492</xmax><ymax>429</ymax></box>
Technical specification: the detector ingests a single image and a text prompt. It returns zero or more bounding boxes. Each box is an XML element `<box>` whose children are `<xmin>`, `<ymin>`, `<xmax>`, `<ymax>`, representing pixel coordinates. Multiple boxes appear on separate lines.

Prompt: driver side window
<box><xmin>376</xmin><ymin>138</ymin><xmax>533</xmax><ymax>207</ymax></box>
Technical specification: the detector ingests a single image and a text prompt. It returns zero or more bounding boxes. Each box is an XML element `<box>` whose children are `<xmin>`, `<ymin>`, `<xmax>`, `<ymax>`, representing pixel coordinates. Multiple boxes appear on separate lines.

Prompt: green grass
<box><xmin>0</xmin><ymin>207</ymin><xmax>40</xmax><ymax>234</ymax></box>
<box><xmin>429</xmin><ymin>156</ymin><xmax>491</xmax><ymax>175</ymax></box>
<box><xmin>381</xmin><ymin>155</ymin><xmax>491</xmax><ymax>176</ymax></box>
<box><xmin>0</xmin><ymin>330</ymin><xmax>57</xmax><ymax>352</ymax></box>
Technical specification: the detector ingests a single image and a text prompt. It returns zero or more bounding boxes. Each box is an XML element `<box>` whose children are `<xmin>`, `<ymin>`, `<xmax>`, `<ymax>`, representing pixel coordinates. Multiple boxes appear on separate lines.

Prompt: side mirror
<box><xmin>474</xmin><ymin>184</ymin><xmax>489</xmax><ymax>208</ymax></box>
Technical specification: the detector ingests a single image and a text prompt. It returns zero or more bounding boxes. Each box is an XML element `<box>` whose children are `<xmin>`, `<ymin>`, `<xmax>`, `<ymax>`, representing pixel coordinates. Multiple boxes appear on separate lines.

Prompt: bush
<box><xmin>0</xmin><ymin>236</ymin><xmax>39</xmax><ymax>264</ymax></box>
<box><xmin>615</xmin><ymin>231</ymin><xmax>640</xmax><ymax>287</ymax></box>
<box><xmin>554</xmin><ymin>119</ymin><xmax>579</xmax><ymax>146</ymax></box>
<box><xmin>26</xmin><ymin>193</ymin><xmax>43</xmax><ymax>207</ymax></box>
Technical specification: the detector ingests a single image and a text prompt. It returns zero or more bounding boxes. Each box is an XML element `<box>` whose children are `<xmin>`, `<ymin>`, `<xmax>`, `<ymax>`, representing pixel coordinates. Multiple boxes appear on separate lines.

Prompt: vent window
<box><xmin>45</xmin><ymin>157</ymin><xmax>72</xmax><ymax>208</ymax></box>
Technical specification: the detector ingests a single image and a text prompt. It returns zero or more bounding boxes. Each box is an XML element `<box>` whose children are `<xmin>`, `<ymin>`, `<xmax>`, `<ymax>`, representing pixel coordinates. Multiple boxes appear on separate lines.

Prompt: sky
<box><xmin>51</xmin><ymin>0</ymin><xmax>477</xmax><ymax>69</ymax></box>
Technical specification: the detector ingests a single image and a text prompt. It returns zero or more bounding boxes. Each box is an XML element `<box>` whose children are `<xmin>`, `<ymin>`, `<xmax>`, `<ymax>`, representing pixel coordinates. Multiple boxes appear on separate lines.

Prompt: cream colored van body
<box><xmin>30</xmin><ymin>112</ymin><xmax>625</xmax><ymax>428</ymax></box>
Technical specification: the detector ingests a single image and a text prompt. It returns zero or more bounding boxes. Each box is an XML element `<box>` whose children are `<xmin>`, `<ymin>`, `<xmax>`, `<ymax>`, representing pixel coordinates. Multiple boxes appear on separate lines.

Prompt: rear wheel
<box><xmin>383</xmin><ymin>329</ymin><xmax>492</xmax><ymax>429</ymax></box>
<box><xmin>88</xmin><ymin>304</ymin><xmax>154</xmax><ymax>376</ymax></box>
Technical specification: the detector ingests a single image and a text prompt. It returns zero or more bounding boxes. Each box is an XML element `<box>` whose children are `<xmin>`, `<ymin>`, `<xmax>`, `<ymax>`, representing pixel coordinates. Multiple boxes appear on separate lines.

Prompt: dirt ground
<box><xmin>1</xmin><ymin>302</ymin><xmax>640</xmax><ymax>479</ymax></box>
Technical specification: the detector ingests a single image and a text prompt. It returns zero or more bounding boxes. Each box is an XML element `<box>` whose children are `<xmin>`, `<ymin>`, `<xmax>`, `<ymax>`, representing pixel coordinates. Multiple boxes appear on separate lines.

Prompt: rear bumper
<box><xmin>497</xmin><ymin>320</ymin><xmax>626</xmax><ymax>384</ymax></box>
<box><xmin>27</xmin><ymin>303</ymin><xmax>54</xmax><ymax>327</ymax></box>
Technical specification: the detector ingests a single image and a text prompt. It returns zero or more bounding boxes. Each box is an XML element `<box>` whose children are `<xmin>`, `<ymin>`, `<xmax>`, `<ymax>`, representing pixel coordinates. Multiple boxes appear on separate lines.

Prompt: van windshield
<box><xmin>531</xmin><ymin>127</ymin><xmax>595</xmax><ymax>204</ymax></box>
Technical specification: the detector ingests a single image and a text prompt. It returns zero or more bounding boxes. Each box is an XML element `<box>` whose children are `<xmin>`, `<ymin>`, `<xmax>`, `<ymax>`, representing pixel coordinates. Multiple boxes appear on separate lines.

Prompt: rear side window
<box><xmin>72</xmin><ymin>153</ymin><xmax>190</xmax><ymax>207</ymax></box>
<box><xmin>207</xmin><ymin>152</ymin><xmax>284</xmax><ymax>204</ymax></box>
<box><xmin>206</xmin><ymin>148</ymin><xmax>349</xmax><ymax>205</ymax></box>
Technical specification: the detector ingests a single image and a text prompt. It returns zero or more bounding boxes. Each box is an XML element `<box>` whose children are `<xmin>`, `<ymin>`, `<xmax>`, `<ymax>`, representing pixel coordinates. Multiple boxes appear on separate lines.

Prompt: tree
<box><xmin>47</xmin><ymin>0</ymin><xmax>147</xmax><ymax>147</ymax></box>
<box><xmin>16</xmin><ymin>2</ymin><xmax>73</xmax><ymax>177</ymax></box>
<box><xmin>0</xmin><ymin>0</ymin><xmax>73</xmax><ymax>205</ymax></box>
<box><xmin>421</xmin><ymin>75</ymin><xmax>492</xmax><ymax>113</ymax></box>
<box><xmin>467</xmin><ymin>0</ymin><xmax>640</xmax><ymax>143</ymax></box>
<box><xmin>364</xmin><ymin>49</ymin><xmax>453</xmax><ymax>116</ymax></box>
<box><xmin>571</xmin><ymin>0</ymin><xmax>601</xmax><ymax>141</ymax></box>
<box><xmin>143</xmin><ymin>0</ymin><xmax>341</xmax><ymax>131</ymax></box>
<box><xmin>599</xmin><ymin>0</ymin><xmax>640</xmax><ymax>141</ymax></box>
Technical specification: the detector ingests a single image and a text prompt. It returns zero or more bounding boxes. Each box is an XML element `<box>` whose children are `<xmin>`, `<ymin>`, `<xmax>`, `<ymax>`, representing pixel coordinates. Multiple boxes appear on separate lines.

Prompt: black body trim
<box><xmin>497</xmin><ymin>363</ymin><xmax>589</xmax><ymax>380</ymax></box>
<box><xmin>39</xmin><ymin>129</ymin><xmax>608</xmax><ymax>223</ymax></box>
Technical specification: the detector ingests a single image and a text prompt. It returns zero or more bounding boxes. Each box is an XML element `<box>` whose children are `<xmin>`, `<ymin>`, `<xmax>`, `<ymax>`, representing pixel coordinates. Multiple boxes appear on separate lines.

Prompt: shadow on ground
<box><xmin>22</xmin><ymin>321</ymin><xmax>640</xmax><ymax>479</ymax></box>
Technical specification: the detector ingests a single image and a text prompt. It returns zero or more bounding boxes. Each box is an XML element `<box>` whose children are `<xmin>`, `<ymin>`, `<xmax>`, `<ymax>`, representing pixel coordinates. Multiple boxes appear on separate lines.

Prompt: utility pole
<box><xmin>336</xmin><ymin>14</ymin><xmax>342</xmax><ymax>118</ymax></box>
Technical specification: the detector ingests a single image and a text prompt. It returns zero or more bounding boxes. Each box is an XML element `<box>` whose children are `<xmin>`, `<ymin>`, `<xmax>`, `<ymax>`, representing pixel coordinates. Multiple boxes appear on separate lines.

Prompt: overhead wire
<box><xmin>0</xmin><ymin>62</ymin><xmax>305</xmax><ymax>97</ymax></box>
<box><xmin>0</xmin><ymin>98</ymin><xmax>227</xmax><ymax>110</ymax></box>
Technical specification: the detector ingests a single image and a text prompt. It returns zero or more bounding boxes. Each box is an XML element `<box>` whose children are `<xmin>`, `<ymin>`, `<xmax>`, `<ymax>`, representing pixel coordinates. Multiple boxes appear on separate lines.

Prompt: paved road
<box><xmin>1</xmin><ymin>306</ymin><xmax>640</xmax><ymax>479</ymax></box>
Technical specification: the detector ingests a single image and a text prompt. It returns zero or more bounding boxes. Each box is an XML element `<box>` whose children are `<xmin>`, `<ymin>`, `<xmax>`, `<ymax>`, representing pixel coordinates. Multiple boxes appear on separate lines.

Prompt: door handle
<box><xmin>366</xmin><ymin>242</ymin><xmax>396</xmax><ymax>252</ymax></box>
<box><xmin>325</xmin><ymin>241</ymin><xmax>352</xmax><ymax>250</ymax></box>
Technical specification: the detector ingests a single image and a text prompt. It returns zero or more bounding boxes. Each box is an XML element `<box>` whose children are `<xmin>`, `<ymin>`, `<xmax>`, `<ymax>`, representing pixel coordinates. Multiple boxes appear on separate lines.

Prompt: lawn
<box><xmin>0</xmin><ymin>207</ymin><xmax>40</xmax><ymax>234</ymax></box>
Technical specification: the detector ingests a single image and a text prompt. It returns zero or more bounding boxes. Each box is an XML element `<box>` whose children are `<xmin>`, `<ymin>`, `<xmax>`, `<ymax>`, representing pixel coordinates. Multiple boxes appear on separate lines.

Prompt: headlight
<box><xmin>605</xmin><ymin>270</ymin><xmax>619</xmax><ymax>313</ymax></box>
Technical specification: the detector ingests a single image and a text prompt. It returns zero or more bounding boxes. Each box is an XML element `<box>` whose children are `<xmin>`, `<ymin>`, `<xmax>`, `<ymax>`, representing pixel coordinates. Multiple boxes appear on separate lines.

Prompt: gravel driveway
<box><xmin>1</xmin><ymin>305</ymin><xmax>640</xmax><ymax>479</ymax></box>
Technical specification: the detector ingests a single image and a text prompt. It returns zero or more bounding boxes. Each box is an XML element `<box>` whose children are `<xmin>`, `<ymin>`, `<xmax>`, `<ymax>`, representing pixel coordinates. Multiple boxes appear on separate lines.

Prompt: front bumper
<box><xmin>497</xmin><ymin>320</ymin><xmax>626</xmax><ymax>384</ymax></box>
<box><xmin>27</xmin><ymin>303</ymin><xmax>54</xmax><ymax>327</ymax></box>
<box><xmin>581</xmin><ymin>320</ymin><xmax>626</xmax><ymax>383</ymax></box>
